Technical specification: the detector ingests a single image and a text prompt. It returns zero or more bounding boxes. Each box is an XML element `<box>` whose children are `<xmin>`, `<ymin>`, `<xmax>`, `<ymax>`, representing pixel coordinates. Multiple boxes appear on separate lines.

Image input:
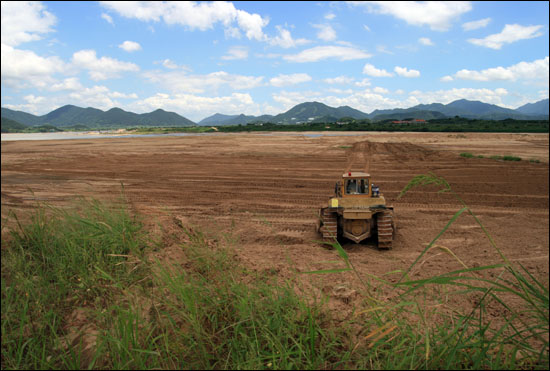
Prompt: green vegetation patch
<box><xmin>1</xmin><ymin>198</ymin><xmax>348</xmax><ymax>369</ymax></box>
<box><xmin>490</xmin><ymin>155</ymin><xmax>522</xmax><ymax>161</ymax></box>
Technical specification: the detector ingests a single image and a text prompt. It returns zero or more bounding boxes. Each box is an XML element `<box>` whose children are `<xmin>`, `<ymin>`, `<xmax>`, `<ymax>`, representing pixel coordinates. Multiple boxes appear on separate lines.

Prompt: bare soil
<box><xmin>2</xmin><ymin>131</ymin><xmax>548</xmax><ymax>321</ymax></box>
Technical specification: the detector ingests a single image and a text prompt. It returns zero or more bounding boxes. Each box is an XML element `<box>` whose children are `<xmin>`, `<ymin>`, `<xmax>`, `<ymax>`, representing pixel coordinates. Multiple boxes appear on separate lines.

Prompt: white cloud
<box><xmin>468</xmin><ymin>24</ymin><xmax>544</xmax><ymax>49</ymax></box>
<box><xmin>363</xmin><ymin>25</ymin><xmax>371</xmax><ymax>32</ymax></box>
<box><xmin>221</xmin><ymin>46</ymin><xmax>248</xmax><ymax>60</ymax></box>
<box><xmin>326</xmin><ymin>88</ymin><xmax>354</xmax><ymax>94</ymax></box>
<box><xmin>453</xmin><ymin>57</ymin><xmax>549</xmax><ymax>84</ymax></box>
<box><xmin>270</xmin><ymin>73</ymin><xmax>312</xmax><ymax>87</ymax></box>
<box><xmin>1</xmin><ymin>43</ymin><xmax>66</xmax><ymax>89</ymax></box>
<box><xmin>373</xmin><ymin>86</ymin><xmax>389</xmax><ymax>94</ymax></box>
<box><xmin>462</xmin><ymin>17</ymin><xmax>491</xmax><ymax>31</ymax></box>
<box><xmin>108</xmin><ymin>91</ymin><xmax>138</xmax><ymax>99</ymax></box>
<box><xmin>324</xmin><ymin>76</ymin><xmax>355</xmax><ymax>84</ymax></box>
<box><xmin>51</xmin><ymin>77</ymin><xmax>84</xmax><ymax>92</ymax></box>
<box><xmin>72</xmin><ymin>49</ymin><xmax>139</xmax><ymax>80</ymax></box>
<box><xmin>162</xmin><ymin>59</ymin><xmax>178</xmax><ymax>69</ymax></box>
<box><xmin>355</xmin><ymin>78</ymin><xmax>371</xmax><ymax>87</ymax></box>
<box><xmin>394</xmin><ymin>66</ymin><xmax>420</xmax><ymax>78</ymax></box>
<box><xmin>284</xmin><ymin>45</ymin><xmax>371</xmax><ymax>63</ymax></box>
<box><xmin>272</xmin><ymin>88</ymin><xmax>403</xmax><ymax>114</ymax></box>
<box><xmin>131</xmin><ymin>92</ymin><xmax>258</xmax><ymax>121</ymax></box>
<box><xmin>362</xmin><ymin>63</ymin><xmax>393</xmax><ymax>77</ymax></box>
<box><xmin>101</xmin><ymin>13</ymin><xmax>114</xmax><ymax>25</ymax></box>
<box><xmin>23</xmin><ymin>94</ymin><xmax>45</xmax><ymax>104</ymax></box>
<box><xmin>118</xmin><ymin>40</ymin><xmax>142</xmax><ymax>52</ymax></box>
<box><xmin>440</xmin><ymin>75</ymin><xmax>454</xmax><ymax>82</ymax></box>
<box><xmin>1</xmin><ymin>1</ymin><xmax>56</xmax><ymax>46</ymax></box>
<box><xmin>313</xmin><ymin>24</ymin><xmax>337</xmax><ymax>41</ymax></box>
<box><xmin>100</xmin><ymin>1</ymin><xmax>269</xmax><ymax>41</ymax></box>
<box><xmin>143</xmin><ymin>70</ymin><xmax>264</xmax><ymax>94</ymax></box>
<box><xmin>269</xmin><ymin>26</ymin><xmax>310</xmax><ymax>48</ymax></box>
<box><xmin>407</xmin><ymin>87</ymin><xmax>509</xmax><ymax>106</ymax></box>
<box><xmin>349</xmin><ymin>1</ymin><xmax>472</xmax><ymax>31</ymax></box>
<box><xmin>376</xmin><ymin>45</ymin><xmax>394</xmax><ymax>55</ymax></box>
<box><xmin>325</xmin><ymin>13</ymin><xmax>336</xmax><ymax>20</ymax></box>
<box><xmin>418</xmin><ymin>37</ymin><xmax>434</xmax><ymax>46</ymax></box>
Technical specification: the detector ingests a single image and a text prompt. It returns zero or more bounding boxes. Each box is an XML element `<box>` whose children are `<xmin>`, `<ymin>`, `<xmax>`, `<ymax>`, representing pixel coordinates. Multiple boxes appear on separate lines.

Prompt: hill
<box><xmin>516</xmin><ymin>99</ymin><xmax>549</xmax><ymax>116</ymax></box>
<box><xmin>2</xmin><ymin>98</ymin><xmax>547</xmax><ymax>131</ymax></box>
<box><xmin>197</xmin><ymin>113</ymin><xmax>266</xmax><ymax>126</ymax></box>
<box><xmin>270</xmin><ymin>101</ymin><xmax>369</xmax><ymax>124</ymax></box>
<box><xmin>1</xmin><ymin>117</ymin><xmax>28</xmax><ymax>133</ymax></box>
<box><xmin>368</xmin><ymin>99</ymin><xmax>548</xmax><ymax>120</ymax></box>
<box><xmin>1</xmin><ymin>106</ymin><xmax>195</xmax><ymax>128</ymax></box>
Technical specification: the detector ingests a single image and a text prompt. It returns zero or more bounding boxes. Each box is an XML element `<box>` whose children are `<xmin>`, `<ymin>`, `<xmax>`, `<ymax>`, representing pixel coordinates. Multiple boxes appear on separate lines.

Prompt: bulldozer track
<box><xmin>320</xmin><ymin>208</ymin><xmax>338</xmax><ymax>241</ymax></box>
<box><xmin>377</xmin><ymin>210</ymin><xmax>394</xmax><ymax>249</ymax></box>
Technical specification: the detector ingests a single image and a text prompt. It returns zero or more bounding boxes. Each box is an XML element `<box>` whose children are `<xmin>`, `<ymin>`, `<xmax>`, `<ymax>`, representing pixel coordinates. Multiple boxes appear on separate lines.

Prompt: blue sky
<box><xmin>1</xmin><ymin>1</ymin><xmax>548</xmax><ymax>122</ymax></box>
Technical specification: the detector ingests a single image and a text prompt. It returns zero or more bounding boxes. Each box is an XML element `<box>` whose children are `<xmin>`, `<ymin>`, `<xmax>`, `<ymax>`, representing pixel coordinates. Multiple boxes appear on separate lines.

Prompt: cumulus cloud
<box><xmin>1</xmin><ymin>44</ymin><xmax>66</xmax><ymax>89</ymax></box>
<box><xmin>462</xmin><ymin>17</ymin><xmax>491</xmax><ymax>31</ymax></box>
<box><xmin>468</xmin><ymin>24</ymin><xmax>544</xmax><ymax>49</ymax></box>
<box><xmin>348</xmin><ymin>1</ymin><xmax>472</xmax><ymax>31</ymax></box>
<box><xmin>362</xmin><ymin>63</ymin><xmax>393</xmax><ymax>77</ymax></box>
<box><xmin>407</xmin><ymin>87</ymin><xmax>509</xmax><ymax>106</ymax></box>
<box><xmin>101</xmin><ymin>13</ymin><xmax>114</xmax><ymax>25</ymax></box>
<box><xmin>118</xmin><ymin>40</ymin><xmax>142</xmax><ymax>52</ymax></box>
<box><xmin>284</xmin><ymin>46</ymin><xmax>371</xmax><ymax>63</ymax></box>
<box><xmin>313</xmin><ymin>24</ymin><xmax>337</xmax><ymax>41</ymax></box>
<box><xmin>143</xmin><ymin>70</ymin><xmax>264</xmax><ymax>94</ymax></box>
<box><xmin>1</xmin><ymin>1</ymin><xmax>57</xmax><ymax>47</ymax></box>
<box><xmin>453</xmin><ymin>57</ymin><xmax>549</xmax><ymax>84</ymax></box>
<box><xmin>269</xmin><ymin>73</ymin><xmax>312</xmax><ymax>87</ymax></box>
<box><xmin>72</xmin><ymin>49</ymin><xmax>140</xmax><ymax>80</ymax></box>
<box><xmin>100</xmin><ymin>1</ymin><xmax>269</xmax><ymax>41</ymax></box>
<box><xmin>50</xmin><ymin>77</ymin><xmax>84</xmax><ymax>92</ymax></box>
<box><xmin>394</xmin><ymin>66</ymin><xmax>420</xmax><ymax>78</ymax></box>
<box><xmin>269</xmin><ymin>25</ymin><xmax>310</xmax><ymax>48</ymax></box>
<box><xmin>272</xmin><ymin>88</ymin><xmax>402</xmax><ymax>114</ymax></box>
<box><xmin>418</xmin><ymin>37</ymin><xmax>434</xmax><ymax>46</ymax></box>
<box><xmin>324</xmin><ymin>76</ymin><xmax>355</xmax><ymax>84</ymax></box>
<box><xmin>130</xmin><ymin>92</ymin><xmax>258</xmax><ymax>121</ymax></box>
<box><xmin>221</xmin><ymin>46</ymin><xmax>248</xmax><ymax>60</ymax></box>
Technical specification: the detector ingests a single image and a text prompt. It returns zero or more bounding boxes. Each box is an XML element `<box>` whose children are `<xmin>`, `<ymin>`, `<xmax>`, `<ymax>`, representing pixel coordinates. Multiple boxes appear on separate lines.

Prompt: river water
<box><xmin>1</xmin><ymin>131</ymin><xmax>369</xmax><ymax>141</ymax></box>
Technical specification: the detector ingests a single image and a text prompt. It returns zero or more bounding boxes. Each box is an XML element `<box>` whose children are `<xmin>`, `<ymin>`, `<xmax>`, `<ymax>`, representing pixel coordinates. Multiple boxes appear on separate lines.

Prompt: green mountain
<box><xmin>0</xmin><ymin>105</ymin><xmax>195</xmax><ymax>128</ymax></box>
<box><xmin>197</xmin><ymin>113</ymin><xmax>267</xmax><ymax>126</ymax></box>
<box><xmin>270</xmin><ymin>101</ymin><xmax>369</xmax><ymax>124</ymax></box>
<box><xmin>1</xmin><ymin>107</ymin><xmax>42</xmax><ymax>126</ymax></box>
<box><xmin>368</xmin><ymin>99</ymin><xmax>548</xmax><ymax>120</ymax></box>
<box><xmin>1</xmin><ymin>117</ymin><xmax>28</xmax><ymax>133</ymax></box>
<box><xmin>198</xmin><ymin>113</ymin><xmax>238</xmax><ymax>126</ymax></box>
<box><xmin>515</xmin><ymin>99</ymin><xmax>549</xmax><ymax>116</ymax></box>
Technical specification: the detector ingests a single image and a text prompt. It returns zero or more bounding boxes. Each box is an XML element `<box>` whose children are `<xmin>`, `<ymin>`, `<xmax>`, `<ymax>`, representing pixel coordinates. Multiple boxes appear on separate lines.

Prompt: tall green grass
<box><xmin>2</xmin><ymin>198</ymin><xmax>351</xmax><ymax>369</ymax></box>
<box><xmin>1</xmin><ymin>197</ymin><xmax>150</xmax><ymax>369</ymax></box>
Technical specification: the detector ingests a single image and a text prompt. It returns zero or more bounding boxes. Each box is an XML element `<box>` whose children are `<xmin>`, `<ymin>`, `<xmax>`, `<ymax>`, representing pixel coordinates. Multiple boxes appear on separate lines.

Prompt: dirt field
<box><xmin>2</xmin><ymin>131</ymin><xmax>548</xmax><ymax>320</ymax></box>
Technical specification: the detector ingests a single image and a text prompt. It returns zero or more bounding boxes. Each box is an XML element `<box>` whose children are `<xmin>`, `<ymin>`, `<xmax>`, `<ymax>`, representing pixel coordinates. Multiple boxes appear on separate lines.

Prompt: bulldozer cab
<box><xmin>339</xmin><ymin>172</ymin><xmax>371</xmax><ymax>197</ymax></box>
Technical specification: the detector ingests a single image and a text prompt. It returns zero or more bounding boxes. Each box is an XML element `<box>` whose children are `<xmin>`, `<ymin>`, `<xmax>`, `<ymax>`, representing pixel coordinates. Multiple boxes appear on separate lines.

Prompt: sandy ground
<box><xmin>2</xmin><ymin>131</ymin><xmax>549</xmax><ymax>321</ymax></box>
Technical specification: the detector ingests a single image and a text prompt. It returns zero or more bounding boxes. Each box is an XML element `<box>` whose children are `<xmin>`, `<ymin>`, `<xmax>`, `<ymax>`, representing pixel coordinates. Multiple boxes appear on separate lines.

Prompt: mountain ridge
<box><xmin>2</xmin><ymin>99</ymin><xmax>548</xmax><ymax>128</ymax></box>
<box><xmin>1</xmin><ymin>106</ymin><xmax>195</xmax><ymax>128</ymax></box>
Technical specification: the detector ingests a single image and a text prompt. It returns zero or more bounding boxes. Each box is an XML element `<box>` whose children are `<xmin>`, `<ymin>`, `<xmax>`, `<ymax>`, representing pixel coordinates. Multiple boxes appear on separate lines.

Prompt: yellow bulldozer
<box><xmin>318</xmin><ymin>171</ymin><xmax>395</xmax><ymax>249</ymax></box>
